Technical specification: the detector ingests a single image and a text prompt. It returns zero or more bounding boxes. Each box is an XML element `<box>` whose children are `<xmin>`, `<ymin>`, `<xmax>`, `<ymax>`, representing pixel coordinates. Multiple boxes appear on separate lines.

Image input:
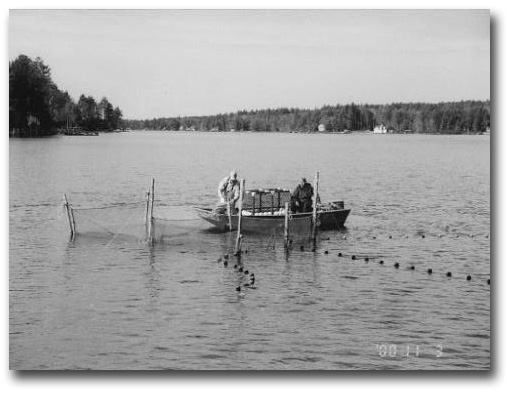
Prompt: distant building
<box><xmin>373</xmin><ymin>124</ymin><xmax>387</xmax><ymax>134</ymax></box>
<box><xmin>318</xmin><ymin>124</ymin><xmax>326</xmax><ymax>132</ymax></box>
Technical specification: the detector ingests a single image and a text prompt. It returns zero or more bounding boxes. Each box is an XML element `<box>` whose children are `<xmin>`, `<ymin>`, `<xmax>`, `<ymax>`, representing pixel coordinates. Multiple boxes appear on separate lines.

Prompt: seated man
<box><xmin>290</xmin><ymin>177</ymin><xmax>314</xmax><ymax>213</ymax></box>
<box><xmin>217</xmin><ymin>170</ymin><xmax>240</xmax><ymax>211</ymax></box>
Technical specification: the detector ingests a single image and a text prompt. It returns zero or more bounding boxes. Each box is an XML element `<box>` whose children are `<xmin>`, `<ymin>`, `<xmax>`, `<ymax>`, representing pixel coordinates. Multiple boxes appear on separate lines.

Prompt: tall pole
<box><xmin>145</xmin><ymin>187</ymin><xmax>151</xmax><ymax>238</ymax></box>
<box><xmin>227</xmin><ymin>200</ymin><xmax>233</xmax><ymax>232</ymax></box>
<box><xmin>148</xmin><ymin>178</ymin><xmax>155</xmax><ymax>245</ymax></box>
<box><xmin>284</xmin><ymin>202</ymin><xmax>290</xmax><ymax>249</ymax></box>
<box><xmin>234</xmin><ymin>179</ymin><xmax>245</xmax><ymax>255</ymax></box>
<box><xmin>63</xmin><ymin>194</ymin><xmax>74</xmax><ymax>238</ymax></box>
<box><xmin>312</xmin><ymin>171</ymin><xmax>320</xmax><ymax>247</ymax></box>
<box><xmin>70</xmin><ymin>205</ymin><xmax>77</xmax><ymax>237</ymax></box>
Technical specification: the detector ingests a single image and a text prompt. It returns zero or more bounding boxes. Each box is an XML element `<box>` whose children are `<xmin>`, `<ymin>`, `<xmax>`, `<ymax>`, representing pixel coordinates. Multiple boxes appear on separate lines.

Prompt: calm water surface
<box><xmin>9</xmin><ymin>131</ymin><xmax>490</xmax><ymax>370</ymax></box>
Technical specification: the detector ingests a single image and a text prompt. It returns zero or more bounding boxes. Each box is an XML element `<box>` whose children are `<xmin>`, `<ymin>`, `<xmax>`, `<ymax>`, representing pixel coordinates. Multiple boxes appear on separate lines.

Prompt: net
<box><xmin>150</xmin><ymin>208</ymin><xmax>203</xmax><ymax>242</ymax></box>
<box><xmin>64</xmin><ymin>181</ymin><xmax>316</xmax><ymax>244</ymax></box>
<box><xmin>72</xmin><ymin>203</ymin><xmax>148</xmax><ymax>241</ymax></box>
<box><xmin>70</xmin><ymin>203</ymin><xmax>204</xmax><ymax>243</ymax></box>
<box><xmin>286</xmin><ymin>214</ymin><xmax>314</xmax><ymax>243</ymax></box>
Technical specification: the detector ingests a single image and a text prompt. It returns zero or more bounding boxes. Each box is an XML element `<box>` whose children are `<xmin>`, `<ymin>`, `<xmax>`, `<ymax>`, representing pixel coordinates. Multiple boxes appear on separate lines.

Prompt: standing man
<box><xmin>290</xmin><ymin>177</ymin><xmax>314</xmax><ymax>213</ymax></box>
<box><xmin>218</xmin><ymin>170</ymin><xmax>240</xmax><ymax>210</ymax></box>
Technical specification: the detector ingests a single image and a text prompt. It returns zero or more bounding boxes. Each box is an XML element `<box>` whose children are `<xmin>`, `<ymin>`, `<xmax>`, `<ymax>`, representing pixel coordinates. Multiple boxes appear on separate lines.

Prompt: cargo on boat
<box><xmin>195</xmin><ymin>188</ymin><xmax>350</xmax><ymax>233</ymax></box>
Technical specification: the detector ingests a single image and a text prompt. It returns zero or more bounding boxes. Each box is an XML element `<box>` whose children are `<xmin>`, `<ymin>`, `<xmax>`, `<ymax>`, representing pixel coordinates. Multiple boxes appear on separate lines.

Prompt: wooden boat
<box><xmin>195</xmin><ymin>188</ymin><xmax>350</xmax><ymax>233</ymax></box>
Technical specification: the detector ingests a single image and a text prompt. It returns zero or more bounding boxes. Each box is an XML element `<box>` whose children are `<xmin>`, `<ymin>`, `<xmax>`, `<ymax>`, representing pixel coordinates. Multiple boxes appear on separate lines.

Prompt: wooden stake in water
<box><xmin>284</xmin><ymin>202</ymin><xmax>290</xmax><ymax>249</ymax></box>
<box><xmin>148</xmin><ymin>178</ymin><xmax>155</xmax><ymax>245</ymax></box>
<box><xmin>63</xmin><ymin>193</ymin><xmax>74</xmax><ymax>238</ymax></box>
<box><xmin>227</xmin><ymin>200</ymin><xmax>233</xmax><ymax>232</ymax></box>
<box><xmin>145</xmin><ymin>186</ymin><xmax>151</xmax><ymax>237</ymax></box>
<box><xmin>70</xmin><ymin>205</ymin><xmax>77</xmax><ymax>237</ymax></box>
<box><xmin>312</xmin><ymin>171</ymin><xmax>320</xmax><ymax>247</ymax></box>
<box><xmin>234</xmin><ymin>179</ymin><xmax>245</xmax><ymax>255</ymax></box>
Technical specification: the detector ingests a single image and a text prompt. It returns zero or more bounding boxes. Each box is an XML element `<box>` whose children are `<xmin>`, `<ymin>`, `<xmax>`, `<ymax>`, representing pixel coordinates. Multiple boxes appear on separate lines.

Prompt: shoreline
<box><xmin>123</xmin><ymin>129</ymin><xmax>490</xmax><ymax>136</ymax></box>
<box><xmin>8</xmin><ymin>129</ymin><xmax>491</xmax><ymax>138</ymax></box>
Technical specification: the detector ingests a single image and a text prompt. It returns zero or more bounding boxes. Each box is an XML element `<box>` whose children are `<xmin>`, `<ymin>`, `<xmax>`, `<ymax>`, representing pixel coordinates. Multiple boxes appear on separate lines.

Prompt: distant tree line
<box><xmin>9</xmin><ymin>54</ymin><xmax>123</xmax><ymax>137</ymax></box>
<box><xmin>124</xmin><ymin>100</ymin><xmax>490</xmax><ymax>134</ymax></box>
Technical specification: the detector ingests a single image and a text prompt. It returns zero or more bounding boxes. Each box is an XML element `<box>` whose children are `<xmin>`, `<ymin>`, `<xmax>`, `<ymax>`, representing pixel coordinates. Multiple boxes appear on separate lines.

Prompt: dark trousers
<box><xmin>291</xmin><ymin>200</ymin><xmax>313</xmax><ymax>213</ymax></box>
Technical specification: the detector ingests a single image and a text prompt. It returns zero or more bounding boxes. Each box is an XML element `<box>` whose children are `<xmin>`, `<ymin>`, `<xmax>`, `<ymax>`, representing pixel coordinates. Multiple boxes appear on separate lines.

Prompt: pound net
<box><xmin>64</xmin><ymin>182</ymin><xmax>317</xmax><ymax>244</ymax></box>
<box><xmin>71</xmin><ymin>203</ymin><xmax>148</xmax><ymax>240</ymax></box>
<box><xmin>65</xmin><ymin>178</ymin><xmax>205</xmax><ymax>243</ymax></box>
<box><xmin>70</xmin><ymin>203</ymin><xmax>205</xmax><ymax>243</ymax></box>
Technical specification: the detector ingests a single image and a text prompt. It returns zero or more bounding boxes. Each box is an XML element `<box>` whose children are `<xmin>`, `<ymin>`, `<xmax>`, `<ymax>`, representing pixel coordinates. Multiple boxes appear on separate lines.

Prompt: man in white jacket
<box><xmin>217</xmin><ymin>170</ymin><xmax>240</xmax><ymax>209</ymax></box>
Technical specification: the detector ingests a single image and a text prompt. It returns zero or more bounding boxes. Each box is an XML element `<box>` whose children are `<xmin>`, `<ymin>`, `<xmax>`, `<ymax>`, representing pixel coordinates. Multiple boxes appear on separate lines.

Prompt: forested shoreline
<box><xmin>124</xmin><ymin>100</ymin><xmax>490</xmax><ymax>134</ymax></box>
<box><xmin>9</xmin><ymin>55</ymin><xmax>123</xmax><ymax>137</ymax></box>
<box><xmin>10</xmin><ymin>55</ymin><xmax>490</xmax><ymax>137</ymax></box>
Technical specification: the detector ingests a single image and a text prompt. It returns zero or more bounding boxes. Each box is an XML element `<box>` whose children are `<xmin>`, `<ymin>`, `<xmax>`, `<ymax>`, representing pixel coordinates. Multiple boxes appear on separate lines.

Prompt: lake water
<box><xmin>9</xmin><ymin>131</ymin><xmax>490</xmax><ymax>370</ymax></box>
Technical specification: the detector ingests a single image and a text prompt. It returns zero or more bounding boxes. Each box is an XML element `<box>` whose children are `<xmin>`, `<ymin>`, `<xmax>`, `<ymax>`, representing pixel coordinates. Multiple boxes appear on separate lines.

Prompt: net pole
<box><xmin>145</xmin><ymin>187</ymin><xmax>150</xmax><ymax>238</ymax></box>
<box><xmin>70</xmin><ymin>206</ymin><xmax>77</xmax><ymax>237</ymax></box>
<box><xmin>284</xmin><ymin>202</ymin><xmax>290</xmax><ymax>249</ymax></box>
<box><xmin>227</xmin><ymin>202</ymin><xmax>232</xmax><ymax>232</ymax></box>
<box><xmin>63</xmin><ymin>194</ymin><xmax>74</xmax><ymax>238</ymax></box>
<box><xmin>149</xmin><ymin>178</ymin><xmax>155</xmax><ymax>245</ymax></box>
<box><xmin>234</xmin><ymin>179</ymin><xmax>245</xmax><ymax>255</ymax></box>
<box><xmin>312</xmin><ymin>171</ymin><xmax>320</xmax><ymax>247</ymax></box>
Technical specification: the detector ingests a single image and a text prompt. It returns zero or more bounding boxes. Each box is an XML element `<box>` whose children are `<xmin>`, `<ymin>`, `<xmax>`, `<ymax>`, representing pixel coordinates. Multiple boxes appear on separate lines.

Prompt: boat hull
<box><xmin>195</xmin><ymin>207</ymin><xmax>350</xmax><ymax>233</ymax></box>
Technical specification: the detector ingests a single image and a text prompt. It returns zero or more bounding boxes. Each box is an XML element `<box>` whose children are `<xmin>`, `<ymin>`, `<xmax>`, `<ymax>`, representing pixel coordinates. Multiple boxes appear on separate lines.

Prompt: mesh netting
<box><xmin>70</xmin><ymin>201</ymin><xmax>205</xmax><ymax>243</ymax></box>
<box><xmin>70</xmin><ymin>203</ymin><xmax>314</xmax><ymax>243</ymax></box>
<box><xmin>72</xmin><ymin>203</ymin><xmax>148</xmax><ymax>240</ymax></box>
<box><xmin>286</xmin><ymin>214</ymin><xmax>313</xmax><ymax>243</ymax></box>
<box><xmin>65</xmin><ymin>183</ymin><xmax>316</xmax><ymax>244</ymax></box>
<box><xmin>151</xmin><ymin>209</ymin><xmax>203</xmax><ymax>242</ymax></box>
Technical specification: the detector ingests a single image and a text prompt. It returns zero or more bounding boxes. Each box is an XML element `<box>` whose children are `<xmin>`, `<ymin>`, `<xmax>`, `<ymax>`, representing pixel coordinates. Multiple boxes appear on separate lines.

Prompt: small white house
<box><xmin>318</xmin><ymin>124</ymin><xmax>326</xmax><ymax>132</ymax></box>
<box><xmin>373</xmin><ymin>124</ymin><xmax>387</xmax><ymax>134</ymax></box>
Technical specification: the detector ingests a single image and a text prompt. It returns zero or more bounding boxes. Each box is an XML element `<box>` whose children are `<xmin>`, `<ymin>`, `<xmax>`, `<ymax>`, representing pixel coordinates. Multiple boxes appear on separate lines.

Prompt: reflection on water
<box><xmin>10</xmin><ymin>132</ymin><xmax>489</xmax><ymax>369</ymax></box>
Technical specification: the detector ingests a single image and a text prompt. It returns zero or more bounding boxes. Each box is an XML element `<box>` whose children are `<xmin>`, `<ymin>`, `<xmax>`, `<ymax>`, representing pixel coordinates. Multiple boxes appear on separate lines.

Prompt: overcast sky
<box><xmin>9</xmin><ymin>9</ymin><xmax>490</xmax><ymax>119</ymax></box>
